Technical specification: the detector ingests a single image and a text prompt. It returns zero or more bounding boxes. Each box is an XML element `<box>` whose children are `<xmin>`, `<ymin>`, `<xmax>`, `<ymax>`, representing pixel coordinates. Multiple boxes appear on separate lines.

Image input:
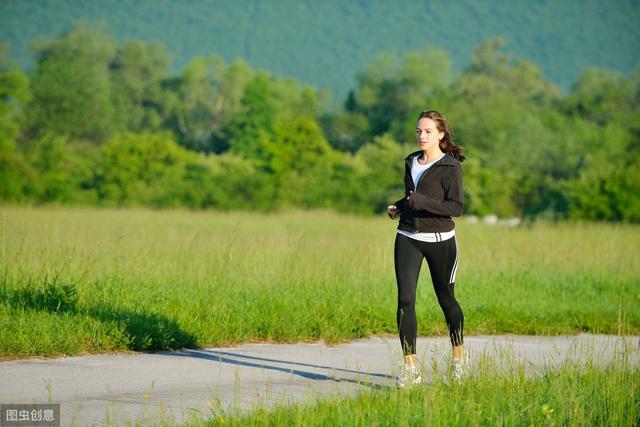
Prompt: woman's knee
<box><xmin>397</xmin><ymin>293</ymin><xmax>416</xmax><ymax>309</ymax></box>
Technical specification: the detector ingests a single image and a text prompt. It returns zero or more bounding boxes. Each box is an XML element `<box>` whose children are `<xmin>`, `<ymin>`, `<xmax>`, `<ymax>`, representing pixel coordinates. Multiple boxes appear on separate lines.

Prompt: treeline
<box><xmin>1</xmin><ymin>23</ymin><xmax>639</xmax><ymax>221</ymax></box>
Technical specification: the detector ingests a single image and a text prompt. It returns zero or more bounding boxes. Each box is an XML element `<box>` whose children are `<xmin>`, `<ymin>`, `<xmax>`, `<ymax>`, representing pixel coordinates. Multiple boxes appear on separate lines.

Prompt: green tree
<box><xmin>349</xmin><ymin>48</ymin><xmax>452</xmax><ymax>141</ymax></box>
<box><xmin>23</xmin><ymin>134</ymin><xmax>98</xmax><ymax>203</ymax></box>
<box><xmin>564</xmin><ymin>67</ymin><xmax>639</xmax><ymax>126</ymax></box>
<box><xmin>320</xmin><ymin>110</ymin><xmax>371</xmax><ymax>153</ymax></box>
<box><xmin>440</xmin><ymin>37</ymin><xmax>563</xmax><ymax>216</ymax></box>
<box><xmin>27</xmin><ymin>21</ymin><xmax>116</xmax><ymax>142</ymax></box>
<box><xmin>0</xmin><ymin>44</ymin><xmax>34</xmax><ymax>200</ymax></box>
<box><xmin>564</xmin><ymin>157</ymin><xmax>640</xmax><ymax>222</ymax></box>
<box><xmin>190</xmin><ymin>153</ymin><xmax>276</xmax><ymax>211</ymax></box>
<box><xmin>172</xmin><ymin>56</ymin><xmax>253</xmax><ymax>152</ymax></box>
<box><xmin>110</xmin><ymin>40</ymin><xmax>172</xmax><ymax>133</ymax></box>
<box><xmin>97</xmin><ymin>131</ymin><xmax>195</xmax><ymax>206</ymax></box>
<box><xmin>223</xmin><ymin>72</ymin><xmax>277</xmax><ymax>165</ymax></box>
<box><xmin>354</xmin><ymin>134</ymin><xmax>407</xmax><ymax>213</ymax></box>
<box><xmin>265</xmin><ymin>115</ymin><xmax>336</xmax><ymax>207</ymax></box>
<box><xmin>96</xmin><ymin>131</ymin><xmax>278</xmax><ymax>210</ymax></box>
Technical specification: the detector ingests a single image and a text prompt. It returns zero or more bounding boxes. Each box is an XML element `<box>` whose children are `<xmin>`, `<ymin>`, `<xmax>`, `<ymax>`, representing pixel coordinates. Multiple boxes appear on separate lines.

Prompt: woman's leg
<box><xmin>422</xmin><ymin>236</ymin><xmax>464</xmax><ymax>353</ymax></box>
<box><xmin>393</xmin><ymin>233</ymin><xmax>425</xmax><ymax>359</ymax></box>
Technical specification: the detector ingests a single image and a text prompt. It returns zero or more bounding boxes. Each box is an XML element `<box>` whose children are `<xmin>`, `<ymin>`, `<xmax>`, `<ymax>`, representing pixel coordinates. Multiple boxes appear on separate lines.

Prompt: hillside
<box><xmin>1</xmin><ymin>0</ymin><xmax>639</xmax><ymax>99</ymax></box>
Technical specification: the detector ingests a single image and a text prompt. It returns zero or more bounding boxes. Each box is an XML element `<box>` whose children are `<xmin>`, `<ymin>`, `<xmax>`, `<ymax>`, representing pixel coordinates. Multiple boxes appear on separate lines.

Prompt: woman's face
<box><xmin>416</xmin><ymin>117</ymin><xmax>444</xmax><ymax>151</ymax></box>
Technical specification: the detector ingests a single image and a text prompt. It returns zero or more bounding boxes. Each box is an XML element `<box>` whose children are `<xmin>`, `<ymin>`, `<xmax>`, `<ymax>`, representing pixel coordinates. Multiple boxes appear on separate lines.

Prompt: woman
<box><xmin>387</xmin><ymin>110</ymin><xmax>468</xmax><ymax>387</ymax></box>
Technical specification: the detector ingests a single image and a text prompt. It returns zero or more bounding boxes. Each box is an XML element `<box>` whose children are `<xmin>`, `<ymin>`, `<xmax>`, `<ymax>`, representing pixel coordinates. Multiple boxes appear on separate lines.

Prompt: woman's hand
<box><xmin>387</xmin><ymin>205</ymin><xmax>399</xmax><ymax>219</ymax></box>
<box><xmin>406</xmin><ymin>190</ymin><xmax>427</xmax><ymax>210</ymax></box>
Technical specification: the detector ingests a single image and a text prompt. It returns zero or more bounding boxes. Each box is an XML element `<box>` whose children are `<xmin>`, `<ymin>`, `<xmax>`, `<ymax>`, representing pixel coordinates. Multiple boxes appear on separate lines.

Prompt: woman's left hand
<box><xmin>407</xmin><ymin>191</ymin><xmax>428</xmax><ymax>210</ymax></box>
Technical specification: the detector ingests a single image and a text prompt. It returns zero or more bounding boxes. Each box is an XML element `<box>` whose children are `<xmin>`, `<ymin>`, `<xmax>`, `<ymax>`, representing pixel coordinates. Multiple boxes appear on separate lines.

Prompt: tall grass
<box><xmin>196</xmin><ymin>352</ymin><xmax>639</xmax><ymax>426</ymax></box>
<box><xmin>1</xmin><ymin>205</ymin><xmax>638</xmax><ymax>358</ymax></box>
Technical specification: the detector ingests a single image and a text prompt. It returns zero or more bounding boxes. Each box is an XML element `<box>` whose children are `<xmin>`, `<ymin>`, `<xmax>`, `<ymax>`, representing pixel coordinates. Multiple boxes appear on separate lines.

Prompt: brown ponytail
<box><xmin>418</xmin><ymin>110</ymin><xmax>465</xmax><ymax>162</ymax></box>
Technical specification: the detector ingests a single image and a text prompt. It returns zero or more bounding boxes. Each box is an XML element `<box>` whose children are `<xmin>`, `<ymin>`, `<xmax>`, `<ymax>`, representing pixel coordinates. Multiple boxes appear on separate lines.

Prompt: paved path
<box><xmin>1</xmin><ymin>334</ymin><xmax>638</xmax><ymax>426</ymax></box>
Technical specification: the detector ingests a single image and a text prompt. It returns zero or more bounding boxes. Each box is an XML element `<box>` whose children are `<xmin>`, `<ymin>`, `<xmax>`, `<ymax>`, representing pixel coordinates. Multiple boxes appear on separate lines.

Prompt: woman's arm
<box><xmin>406</xmin><ymin>165</ymin><xmax>464</xmax><ymax>217</ymax></box>
<box><xmin>393</xmin><ymin>197</ymin><xmax>406</xmax><ymax>212</ymax></box>
<box><xmin>390</xmin><ymin>162</ymin><xmax>412</xmax><ymax>216</ymax></box>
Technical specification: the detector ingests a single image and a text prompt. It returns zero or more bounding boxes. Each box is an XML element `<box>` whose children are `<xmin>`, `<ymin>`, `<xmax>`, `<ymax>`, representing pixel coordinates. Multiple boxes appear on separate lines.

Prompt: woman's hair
<box><xmin>418</xmin><ymin>110</ymin><xmax>465</xmax><ymax>162</ymax></box>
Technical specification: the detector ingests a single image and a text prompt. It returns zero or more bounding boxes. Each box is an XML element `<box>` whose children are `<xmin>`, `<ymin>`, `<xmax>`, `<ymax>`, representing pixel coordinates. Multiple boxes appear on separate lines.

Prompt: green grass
<box><xmin>192</xmin><ymin>352</ymin><xmax>639</xmax><ymax>427</ymax></box>
<box><xmin>1</xmin><ymin>205</ymin><xmax>639</xmax><ymax>358</ymax></box>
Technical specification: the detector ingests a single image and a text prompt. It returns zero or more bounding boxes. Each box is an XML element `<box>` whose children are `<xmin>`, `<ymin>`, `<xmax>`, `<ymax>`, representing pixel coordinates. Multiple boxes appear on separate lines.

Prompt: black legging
<box><xmin>394</xmin><ymin>232</ymin><xmax>464</xmax><ymax>355</ymax></box>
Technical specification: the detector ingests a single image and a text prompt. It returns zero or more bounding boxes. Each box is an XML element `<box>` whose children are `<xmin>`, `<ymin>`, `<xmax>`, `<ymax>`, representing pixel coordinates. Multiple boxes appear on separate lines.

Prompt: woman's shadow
<box><xmin>160</xmin><ymin>347</ymin><xmax>393</xmax><ymax>390</ymax></box>
<box><xmin>3</xmin><ymin>281</ymin><xmax>392</xmax><ymax>390</ymax></box>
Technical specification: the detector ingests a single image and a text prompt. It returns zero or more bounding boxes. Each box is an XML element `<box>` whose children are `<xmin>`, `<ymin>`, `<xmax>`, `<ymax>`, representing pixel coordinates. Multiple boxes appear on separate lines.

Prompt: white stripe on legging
<box><xmin>449</xmin><ymin>236</ymin><xmax>459</xmax><ymax>284</ymax></box>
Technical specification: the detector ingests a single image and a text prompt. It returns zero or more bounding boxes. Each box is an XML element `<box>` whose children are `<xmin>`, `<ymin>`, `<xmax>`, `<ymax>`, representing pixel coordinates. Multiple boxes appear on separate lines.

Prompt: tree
<box><xmin>354</xmin><ymin>134</ymin><xmax>407</xmax><ymax>213</ymax></box>
<box><xmin>97</xmin><ymin>131</ymin><xmax>195</xmax><ymax>206</ymax></box>
<box><xmin>110</xmin><ymin>40</ymin><xmax>172</xmax><ymax>133</ymax></box>
<box><xmin>564</xmin><ymin>157</ymin><xmax>640</xmax><ymax>222</ymax></box>
<box><xmin>453</xmin><ymin>37</ymin><xmax>560</xmax><ymax>107</ymax></box>
<box><xmin>172</xmin><ymin>56</ymin><xmax>253</xmax><ymax>152</ymax></box>
<box><xmin>320</xmin><ymin>110</ymin><xmax>371</xmax><ymax>153</ymax></box>
<box><xmin>27</xmin><ymin>21</ymin><xmax>116</xmax><ymax>142</ymax></box>
<box><xmin>349</xmin><ymin>48</ymin><xmax>452</xmax><ymax>141</ymax></box>
<box><xmin>564</xmin><ymin>67</ymin><xmax>639</xmax><ymax>127</ymax></box>
<box><xmin>0</xmin><ymin>44</ymin><xmax>33</xmax><ymax>200</ymax></box>
<box><xmin>23</xmin><ymin>133</ymin><xmax>98</xmax><ymax>203</ymax></box>
<box><xmin>265</xmin><ymin>115</ymin><xmax>335</xmax><ymax>207</ymax></box>
<box><xmin>223</xmin><ymin>72</ymin><xmax>277</xmax><ymax>164</ymax></box>
<box><xmin>440</xmin><ymin>37</ymin><xmax>564</xmax><ymax>216</ymax></box>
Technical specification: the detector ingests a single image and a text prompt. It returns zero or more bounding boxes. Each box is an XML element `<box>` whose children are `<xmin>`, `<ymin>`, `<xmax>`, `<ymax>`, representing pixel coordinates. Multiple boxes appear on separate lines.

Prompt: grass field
<box><xmin>1</xmin><ymin>205</ymin><xmax>639</xmax><ymax>359</ymax></box>
<box><xmin>197</xmin><ymin>357</ymin><xmax>639</xmax><ymax>426</ymax></box>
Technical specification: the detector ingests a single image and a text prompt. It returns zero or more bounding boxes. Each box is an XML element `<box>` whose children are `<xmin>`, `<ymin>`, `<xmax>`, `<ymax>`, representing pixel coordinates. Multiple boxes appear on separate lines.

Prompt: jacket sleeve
<box><xmin>391</xmin><ymin>162</ymin><xmax>411</xmax><ymax>214</ymax></box>
<box><xmin>393</xmin><ymin>197</ymin><xmax>406</xmax><ymax>212</ymax></box>
<box><xmin>407</xmin><ymin>165</ymin><xmax>464</xmax><ymax>217</ymax></box>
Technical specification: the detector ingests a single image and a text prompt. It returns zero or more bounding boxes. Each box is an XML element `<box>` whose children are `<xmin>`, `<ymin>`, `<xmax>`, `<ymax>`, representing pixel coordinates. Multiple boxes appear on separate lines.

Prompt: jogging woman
<box><xmin>387</xmin><ymin>110</ymin><xmax>468</xmax><ymax>387</ymax></box>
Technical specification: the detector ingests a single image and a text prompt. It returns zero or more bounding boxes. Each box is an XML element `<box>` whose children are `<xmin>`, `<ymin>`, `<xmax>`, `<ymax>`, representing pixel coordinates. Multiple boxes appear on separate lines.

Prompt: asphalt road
<box><xmin>1</xmin><ymin>334</ymin><xmax>638</xmax><ymax>426</ymax></box>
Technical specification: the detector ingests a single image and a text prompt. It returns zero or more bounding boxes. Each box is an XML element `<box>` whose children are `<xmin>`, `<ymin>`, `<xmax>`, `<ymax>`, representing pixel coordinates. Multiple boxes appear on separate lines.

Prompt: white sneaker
<box><xmin>451</xmin><ymin>349</ymin><xmax>470</xmax><ymax>383</ymax></box>
<box><xmin>396</xmin><ymin>361</ymin><xmax>422</xmax><ymax>388</ymax></box>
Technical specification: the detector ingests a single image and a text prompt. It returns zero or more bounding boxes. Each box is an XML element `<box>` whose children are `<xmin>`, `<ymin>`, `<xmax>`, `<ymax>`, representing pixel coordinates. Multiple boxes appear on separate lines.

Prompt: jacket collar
<box><xmin>404</xmin><ymin>150</ymin><xmax>459</xmax><ymax>167</ymax></box>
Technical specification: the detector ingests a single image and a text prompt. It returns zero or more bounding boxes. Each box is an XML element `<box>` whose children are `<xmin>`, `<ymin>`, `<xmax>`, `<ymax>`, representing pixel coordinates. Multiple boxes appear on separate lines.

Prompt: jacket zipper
<box><xmin>411</xmin><ymin>163</ymin><xmax>442</xmax><ymax>232</ymax></box>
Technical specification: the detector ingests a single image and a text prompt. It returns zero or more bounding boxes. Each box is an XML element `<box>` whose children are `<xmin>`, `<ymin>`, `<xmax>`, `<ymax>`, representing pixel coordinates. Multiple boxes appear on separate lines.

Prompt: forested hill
<box><xmin>1</xmin><ymin>0</ymin><xmax>639</xmax><ymax>99</ymax></box>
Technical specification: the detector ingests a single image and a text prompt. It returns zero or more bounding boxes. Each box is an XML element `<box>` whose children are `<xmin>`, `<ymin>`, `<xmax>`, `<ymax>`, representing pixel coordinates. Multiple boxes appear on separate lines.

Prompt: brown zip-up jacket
<box><xmin>392</xmin><ymin>150</ymin><xmax>464</xmax><ymax>233</ymax></box>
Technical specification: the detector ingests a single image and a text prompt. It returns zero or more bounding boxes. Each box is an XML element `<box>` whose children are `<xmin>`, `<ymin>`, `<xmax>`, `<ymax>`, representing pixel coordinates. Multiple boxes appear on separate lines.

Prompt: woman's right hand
<box><xmin>387</xmin><ymin>205</ymin><xmax>399</xmax><ymax>219</ymax></box>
